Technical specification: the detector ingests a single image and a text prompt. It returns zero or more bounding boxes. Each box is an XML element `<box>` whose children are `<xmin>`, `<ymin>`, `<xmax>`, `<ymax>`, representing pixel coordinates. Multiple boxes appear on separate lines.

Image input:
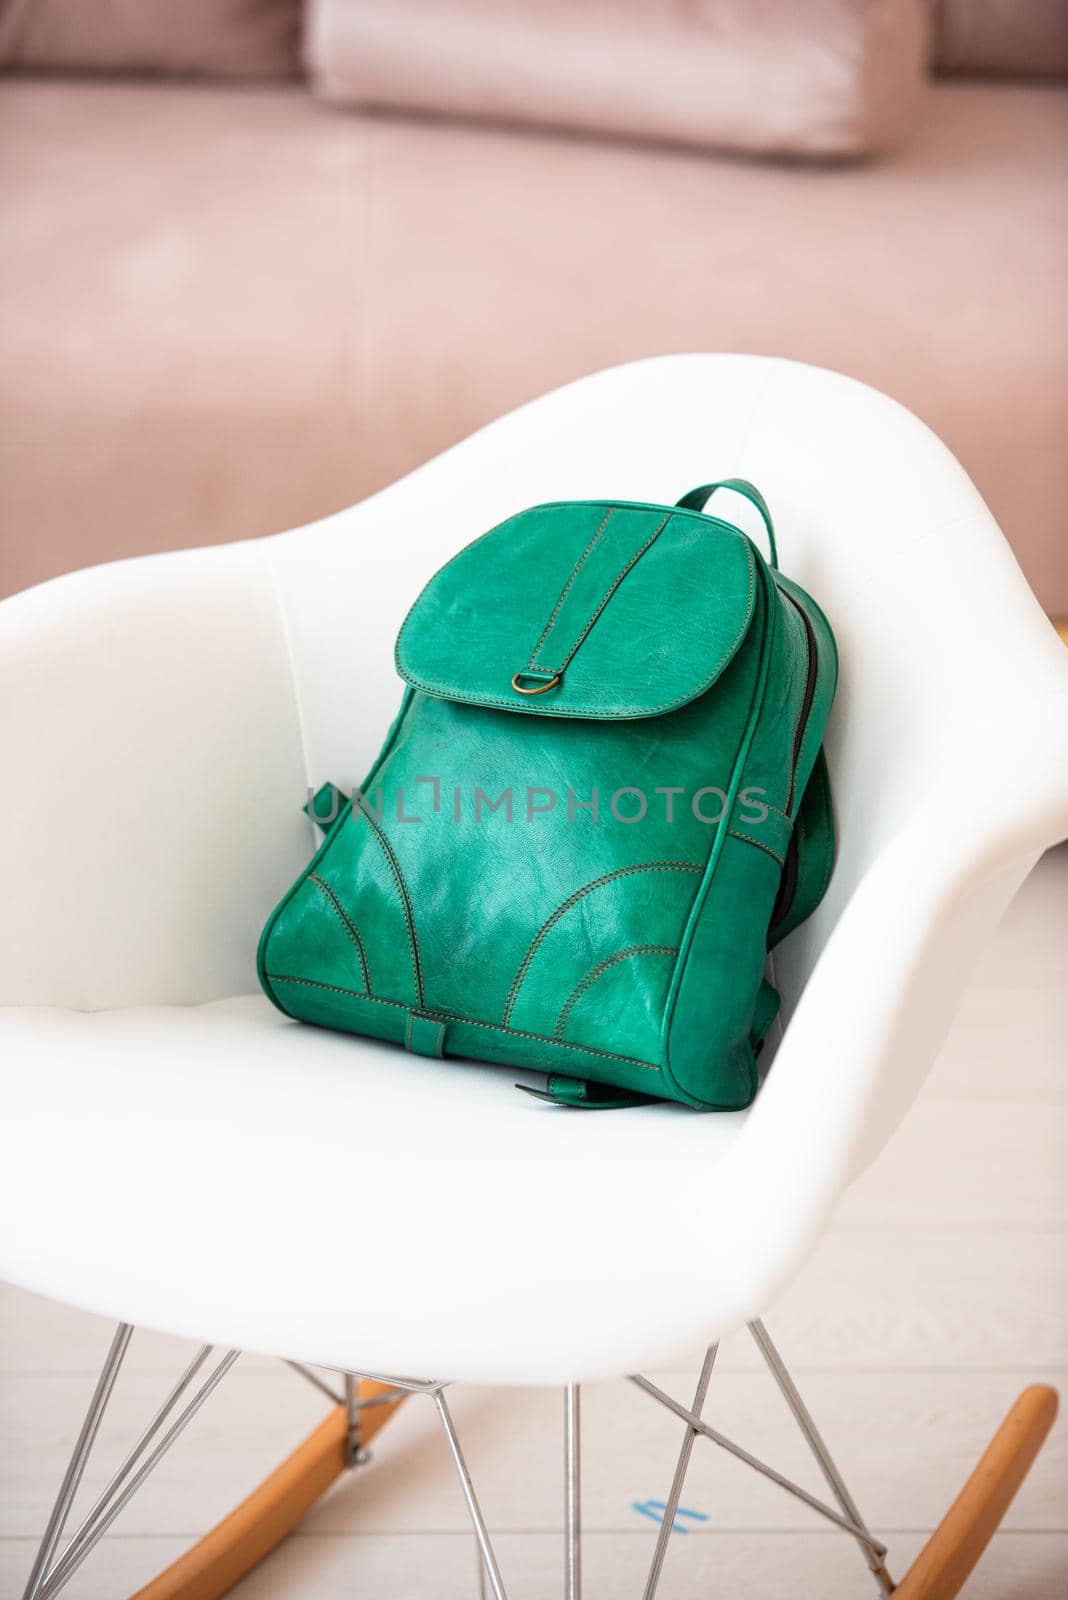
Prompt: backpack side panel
<box><xmin>663</xmin><ymin>565</ymin><xmax>837</xmax><ymax>1107</ymax></box>
<box><xmin>664</xmin><ymin>561</ymin><xmax>785</xmax><ymax>1107</ymax></box>
<box><xmin>769</xmin><ymin>746</ymin><xmax>836</xmax><ymax>948</ymax></box>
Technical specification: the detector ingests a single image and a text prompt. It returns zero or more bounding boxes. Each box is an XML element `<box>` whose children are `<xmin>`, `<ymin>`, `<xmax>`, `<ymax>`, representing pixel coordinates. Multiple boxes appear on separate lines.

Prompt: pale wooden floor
<box><xmin>3</xmin><ymin>849</ymin><xmax>1066</xmax><ymax>1599</ymax></box>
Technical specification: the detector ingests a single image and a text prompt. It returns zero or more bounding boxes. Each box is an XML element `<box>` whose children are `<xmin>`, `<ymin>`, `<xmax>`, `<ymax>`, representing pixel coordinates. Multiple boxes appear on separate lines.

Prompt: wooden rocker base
<box><xmin>117</xmin><ymin>1378</ymin><xmax>1056</xmax><ymax>1599</ymax></box>
<box><xmin>893</xmin><ymin>1384</ymin><xmax>1059</xmax><ymax>1600</ymax></box>
<box><xmin>129</xmin><ymin>1378</ymin><xmax>405</xmax><ymax>1600</ymax></box>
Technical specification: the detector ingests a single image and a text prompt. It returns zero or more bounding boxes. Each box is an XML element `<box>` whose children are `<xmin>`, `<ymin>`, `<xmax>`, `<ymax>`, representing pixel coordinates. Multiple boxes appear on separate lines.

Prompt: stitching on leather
<box><xmin>355</xmin><ymin>798</ymin><xmax>424</xmax><ymax>1007</ymax></box>
<box><xmin>392</xmin><ymin>500</ymin><xmax>747</xmax><ymax>680</ymax></box>
<box><xmin>755</xmin><ymin>800</ymin><xmax>791</xmax><ymax>823</ymax></box>
<box><xmin>393</xmin><ymin>502</ymin><xmax>739</xmax><ymax>647</ymax></box>
<box><xmin>554</xmin><ymin>944</ymin><xmax>678</xmax><ymax>1041</ymax></box>
<box><xmin>536</xmin><ymin>512</ymin><xmax>671</xmax><ymax>677</ymax></box>
<box><xmin>405</xmin><ymin>1011</ymin><xmax>447</xmax><ymax>1058</ymax></box>
<box><xmin>502</xmin><ymin>860</ymin><xmax>702</xmax><ymax>1027</ymax></box>
<box><xmin>660</xmin><ymin>553</ymin><xmax>776</xmax><ymax>1106</ymax></box>
<box><xmin>727</xmin><ymin>828</ymin><xmax>785</xmax><ymax>866</ymax></box>
<box><xmin>526</xmin><ymin>507</ymin><xmax>613</xmax><ymax>671</ymax></box>
<box><xmin>266</xmin><ymin>975</ymin><xmax>661</xmax><ymax>1071</ymax></box>
<box><xmin>426</xmin><ymin>1009</ymin><xmax>659</xmax><ymax>1069</ymax></box>
<box><xmin>309</xmin><ymin>874</ymin><xmax>372</xmax><ymax>995</ymax></box>
<box><xmin>431</xmin><ymin>1011</ymin><xmax>658</xmax><ymax>1068</ymax></box>
<box><xmin>396</xmin><ymin>536</ymin><xmax>755</xmax><ymax>717</ymax></box>
<box><xmin>271</xmin><ymin>974</ymin><xmax>409</xmax><ymax>1009</ymax></box>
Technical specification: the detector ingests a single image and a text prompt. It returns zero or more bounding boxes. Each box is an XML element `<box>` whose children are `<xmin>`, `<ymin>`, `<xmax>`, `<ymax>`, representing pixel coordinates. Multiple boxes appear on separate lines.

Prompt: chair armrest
<box><xmin>691</xmin><ymin>712</ymin><xmax>1068</xmax><ymax>1334</ymax></box>
<box><xmin>0</xmin><ymin>543</ymin><xmax>310</xmax><ymax>1008</ymax></box>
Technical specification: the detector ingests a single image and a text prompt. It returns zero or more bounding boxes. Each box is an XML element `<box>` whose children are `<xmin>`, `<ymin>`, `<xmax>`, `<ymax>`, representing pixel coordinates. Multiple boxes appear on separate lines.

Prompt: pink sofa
<box><xmin>1</xmin><ymin>13</ymin><xmax>1065</xmax><ymax>610</ymax></box>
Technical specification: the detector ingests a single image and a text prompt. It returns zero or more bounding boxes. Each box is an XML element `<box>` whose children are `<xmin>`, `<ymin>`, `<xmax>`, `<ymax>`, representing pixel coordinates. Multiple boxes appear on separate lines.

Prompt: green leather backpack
<box><xmin>258</xmin><ymin>482</ymin><xmax>837</xmax><ymax>1110</ymax></box>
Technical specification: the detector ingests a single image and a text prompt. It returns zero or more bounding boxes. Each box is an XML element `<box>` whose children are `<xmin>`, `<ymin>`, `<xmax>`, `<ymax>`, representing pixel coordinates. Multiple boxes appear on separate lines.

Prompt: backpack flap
<box><xmin>395</xmin><ymin>500</ymin><xmax>758</xmax><ymax>720</ymax></box>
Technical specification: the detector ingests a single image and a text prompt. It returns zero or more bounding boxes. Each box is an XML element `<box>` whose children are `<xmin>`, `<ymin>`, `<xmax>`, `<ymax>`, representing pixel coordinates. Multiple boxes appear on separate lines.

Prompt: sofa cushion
<box><xmin>306</xmin><ymin>0</ymin><xmax>929</xmax><ymax>159</ymax></box>
<box><xmin>932</xmin><ymin>0</ymin><xmax>1068</xmax><ymax>79</ymax></box>
<box><xmin>0</xmin><ymin>0</ymin><xmax>301</xmax><ymax>79</ymax></box>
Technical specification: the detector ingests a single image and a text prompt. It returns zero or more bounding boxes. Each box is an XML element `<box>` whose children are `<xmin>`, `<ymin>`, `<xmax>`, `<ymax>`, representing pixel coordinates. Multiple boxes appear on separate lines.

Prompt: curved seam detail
<box><xmin>309</xmin><ymin>873</ymin><xmax>372</xmax><ymax>994</ymax></box>
<box><xmin>502</xmin><ymin>860</ymin><xmax>702</xmax><ymax>1027</ymax></box>
<box><xmin>355</xmin><ymin>799</ymin><xmax>424</xmax><ymax>1007</ymax></box>
<box><xmin>266</xmin><ymin>975</ymin><xmax>661</xmax><ymax>1071</ymax></box>
<box><xmin>726</xmin><ymin>829</ymin><xmax>785</xmax><ymax>867</ymax></box>
<box><xmin>534</xmin><ymin>511</ymin><xmax>670</xmax><ymax>676</ymax></box>
<box><xmin>554</xmin><ymin>945</ymin><xmax>678</xmax><ymax>1041</ymax></box>
<box><xmin>257</xmin><ymin>695</ymin><xmax>419</xmax><ymax>1021</ymax></box>
<box><xmin>526</xmin><ymin>507</ymin><xmax>613</xmax><ymax>670</ymax></box>
<box><xmin>756</xmin><ymin>800</ymin><xmax>792</xmax><ymax>822</ymax></box>
<box><xmin>256</xmin><ymin>801</ymin><xmax>355</xmax><ymax>1021</ymax></box>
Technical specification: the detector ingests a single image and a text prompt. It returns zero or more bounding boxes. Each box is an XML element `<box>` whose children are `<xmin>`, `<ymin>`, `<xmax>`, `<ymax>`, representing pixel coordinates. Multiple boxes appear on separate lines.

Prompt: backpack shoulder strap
<box><xmin>675</xmin><ymin>479</ymin><xmax>778</xmax><ymax>568</ymax></box>
<box><xmin>769</xmin><ymin>746</ymin><xmax>836</xmax><ymax>948</ymax></box>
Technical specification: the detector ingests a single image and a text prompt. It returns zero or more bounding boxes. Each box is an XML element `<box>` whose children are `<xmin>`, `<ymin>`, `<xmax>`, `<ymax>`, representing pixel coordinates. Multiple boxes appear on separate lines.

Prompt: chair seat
<box><xmin>7</xmin><ymin>353</ymin><xmax>1065</xmax><ymax>1394</ymax></box>
<box><xmin>0</xmin><ymin>996</ymin><xmax>750</xmax><ymax>1383</ymax></box>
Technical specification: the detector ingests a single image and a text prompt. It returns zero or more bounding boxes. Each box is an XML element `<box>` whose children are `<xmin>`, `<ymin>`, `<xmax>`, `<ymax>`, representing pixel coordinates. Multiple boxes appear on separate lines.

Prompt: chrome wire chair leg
<box><xmin>21</xmin><ymin>1337</ymin><xmax>239</xmax><ymax>1600</ymax></box>
<box><xmin>642</xmin><ymin>1343</ymin><xmax>718</xmax><ymax>1600</ymax></box>
<box><xmin>748</xmin><ymin>1320</ymin><xmax>894</xmax><ymax>1597</ymax></box>
<box><xmin>21</xmin><ymin>1323</ymin><xmax>133</xmax><ymax>1600</ymax></box>
<box><xmin>564</xmin><ymin>1384</ymin><xmax>581</xmax><ymax>1600</ymax></box>
<box><xmin>39</xmin><ymin>1344</ymin><xmax>214</xmax><ymax>1598</ymax></box>
<box><xmin>344</xmin><ymin>1372</ymin><xmax>366</xmax><ymax>1466</ymax></box>
<box><xmin>630</xmin><ymin>1374</ymin><xmax>888</xmax><ymax>1562</ymax></box>
<box><xmin>285</xmin><ymin>1359</ymin><xmax>344</xmax><ymax>1406</ymax></box>
<box><xmin>434</xmin><ymin>1391</ymin><xmax>509</xmax><ymax>1600</ymax></box>
<box><xmin>37</xmin><ymin>1347</ymin><xmax>240</xmax><ymax>1600</ymax></box>
<box><xmin>475</xmin><ymin>1539</ymin><xmax>489</xmax><ymax>1599</ymax></box>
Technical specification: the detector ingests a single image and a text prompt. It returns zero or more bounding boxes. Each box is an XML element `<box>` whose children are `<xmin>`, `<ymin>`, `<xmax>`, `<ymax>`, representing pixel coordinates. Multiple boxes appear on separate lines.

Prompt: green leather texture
<box><xmin>394</xmin><ymin>501</ymin><xmax>758</xmax><ymax>719</ymax></box>
<box><xmin>258</xmin><ymin>484</ymin><xmax>837</xmax><ymax>1111</ymax></box>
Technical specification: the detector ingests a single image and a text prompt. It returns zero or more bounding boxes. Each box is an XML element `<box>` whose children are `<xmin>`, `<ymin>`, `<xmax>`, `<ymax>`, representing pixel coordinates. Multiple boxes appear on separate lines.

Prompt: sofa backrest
<box><xmin>0</xmin><ymin>0</ymin><xmax>301</xmax><ymax>80</ymax></box>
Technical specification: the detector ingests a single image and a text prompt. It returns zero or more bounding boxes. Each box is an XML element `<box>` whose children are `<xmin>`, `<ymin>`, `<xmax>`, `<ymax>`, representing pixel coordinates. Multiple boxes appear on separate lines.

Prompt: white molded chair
<box><xmin>3</xmin><ymin>355</ymin><xmax>1067</xmax><ymax>1600</ymax></box>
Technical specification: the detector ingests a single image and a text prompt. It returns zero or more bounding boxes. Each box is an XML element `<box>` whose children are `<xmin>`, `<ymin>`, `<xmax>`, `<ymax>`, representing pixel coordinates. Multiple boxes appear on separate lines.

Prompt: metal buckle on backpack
<box><xmin>511</xmin><ymin>670</ymin><xmax>561</xmax><ymax>696</ymax></box>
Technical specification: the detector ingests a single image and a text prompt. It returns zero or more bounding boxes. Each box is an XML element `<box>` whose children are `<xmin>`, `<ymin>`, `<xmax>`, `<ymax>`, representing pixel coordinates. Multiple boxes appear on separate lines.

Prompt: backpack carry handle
<box><xmin>676</xmin><ymin>479</ymin><xmax>778</xmax><ymax>569</ymax></box>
